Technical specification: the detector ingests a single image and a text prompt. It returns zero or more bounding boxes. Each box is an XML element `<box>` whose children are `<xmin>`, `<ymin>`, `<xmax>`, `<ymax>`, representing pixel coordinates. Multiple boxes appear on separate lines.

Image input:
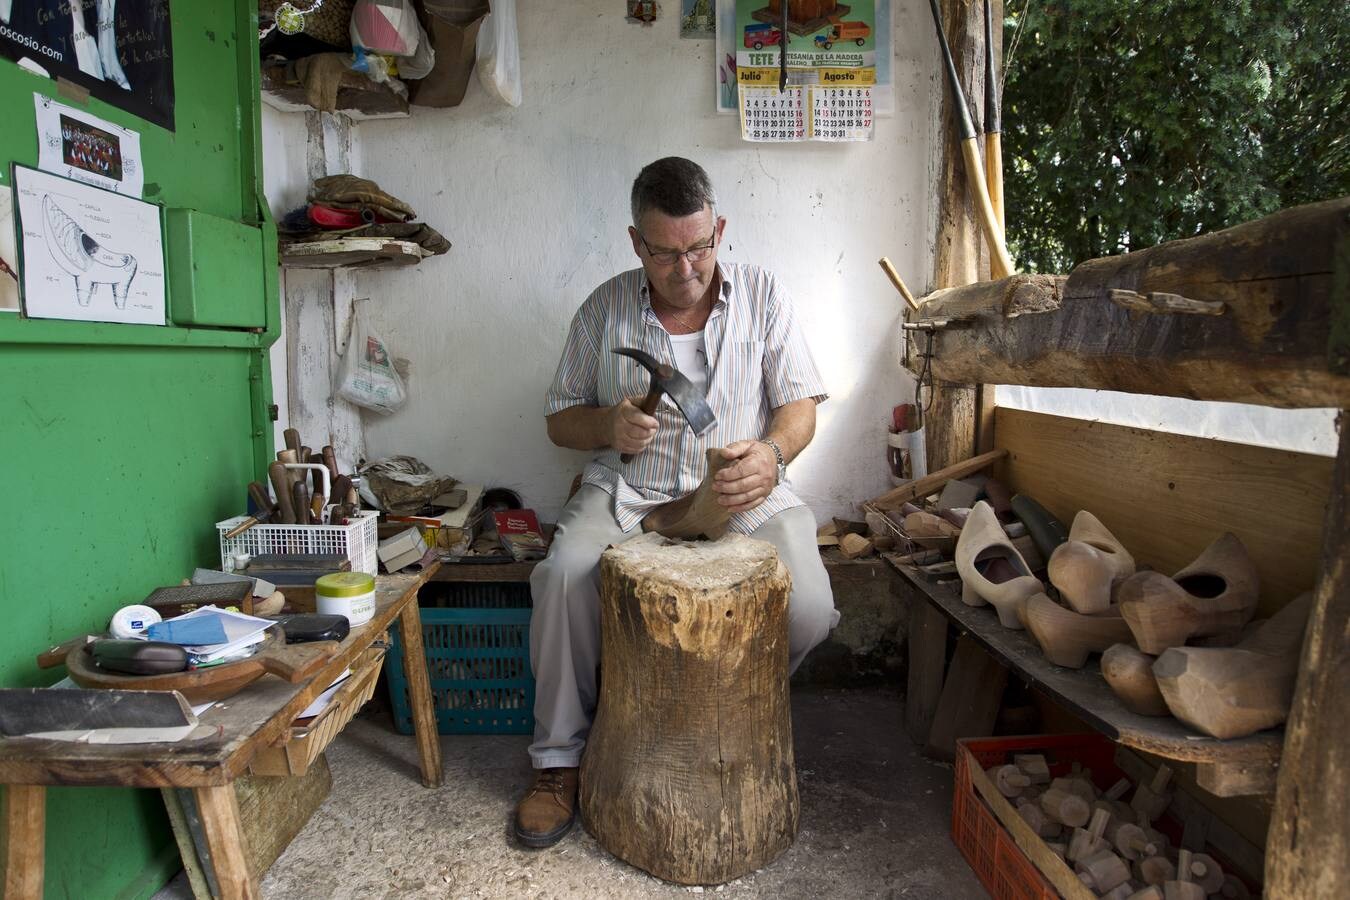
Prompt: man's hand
<box><xmin>712</xmin><ymin>440</ymin><xmax>778</xmax><ymax>512</ymax></box>
<box><xmin>608</xmin><ymin>398</ymin><xmax>659</xmax><ymax>456</ymax></box>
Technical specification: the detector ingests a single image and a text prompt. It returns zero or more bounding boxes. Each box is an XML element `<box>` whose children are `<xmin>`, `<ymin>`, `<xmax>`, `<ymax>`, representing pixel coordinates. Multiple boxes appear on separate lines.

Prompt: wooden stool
<box><xmin>579</xmin><ymin>533</ymin><xmax>798</xmax><ymax>885</ymax></box>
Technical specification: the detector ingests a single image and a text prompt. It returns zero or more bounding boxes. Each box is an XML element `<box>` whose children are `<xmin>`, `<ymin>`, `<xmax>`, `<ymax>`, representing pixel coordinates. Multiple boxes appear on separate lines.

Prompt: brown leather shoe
<box><xmin>513</xmin><ymin>767</ymin><xmax>578</xmax><ymax>848</ymax></box>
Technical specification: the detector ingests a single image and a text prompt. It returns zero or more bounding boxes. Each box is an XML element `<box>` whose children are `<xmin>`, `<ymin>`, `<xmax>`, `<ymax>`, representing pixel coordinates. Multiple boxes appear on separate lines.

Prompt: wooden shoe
<box><xmin>1152</xmin><ymin>592</ymin><xmax>1312</xmax><ymax>739</ymax></box>
<box><xmin>1048</xmin><ymin>512</ymin><xmax>1136</xmax><ymax>614</ymax></box>
<box><xmin>1101</xmin><ymin>644</ymin><xmax>1169</xmax><ymax>716</ymax></box>
<box><xmin>1118</xmin><ymin>532</ymin><xmax>1259</xmax><ymax>654</ymax></box>
<box><xmin>1020</xmin><ymin>592</ymin><xmax>1134</xmax><ymax>668</ymax></box>
<box><xmin>641</xmin><ymin>448</ymin><xmax>733</xmax><ymax>540</ymax></box>
<box><xmin>955</xmin><ymin>501</ymin><xmax>1043</xmax><ymax>628</ymax></box>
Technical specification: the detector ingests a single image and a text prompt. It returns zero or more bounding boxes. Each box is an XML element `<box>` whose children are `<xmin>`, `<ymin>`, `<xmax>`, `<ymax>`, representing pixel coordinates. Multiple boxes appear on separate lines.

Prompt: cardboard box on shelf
<box><xmin>378</xmin><ymin>527</ymin><xmax>427</xmax><ymax>573</ymax></box>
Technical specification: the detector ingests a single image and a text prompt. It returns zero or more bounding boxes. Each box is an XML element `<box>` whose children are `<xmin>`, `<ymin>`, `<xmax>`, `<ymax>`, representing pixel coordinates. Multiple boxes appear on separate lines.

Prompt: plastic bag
<box><xmin>351</xmin><ymin>0</ymin><xmax>422</xmax><ymax>56</ymax></box>
<box><xmin>336</xmin><ymin>302</ymin><xmax>407</xmax><ymax>414</ymax></box>
<box><xmin>475</xmin><ymin>0</ymin><xmax>521</xmax><ymax>107</ymax></box>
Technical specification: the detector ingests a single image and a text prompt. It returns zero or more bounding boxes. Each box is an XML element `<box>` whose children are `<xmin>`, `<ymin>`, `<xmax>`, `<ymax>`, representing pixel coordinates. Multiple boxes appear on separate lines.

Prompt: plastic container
<box><xmin>385</xmin><ymin>582</ymin><xmax>534</xmax><ymax>734</ymax></box>
<box><xmin>217</xmin><ymin>511</ymin><xmax>379</xmax><ymax>575</ymax></box>
<box><xmin>315</xmin><ymin>571</ymin><xmax>376</xmax><ymax>626</ymax></box>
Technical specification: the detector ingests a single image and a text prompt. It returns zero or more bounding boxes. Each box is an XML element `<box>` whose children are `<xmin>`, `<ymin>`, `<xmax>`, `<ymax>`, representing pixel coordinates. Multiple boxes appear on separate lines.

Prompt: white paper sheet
<box><xmin>0</xmin><ymin>186</ymin><xmax>16</xmax><ymax>313</ymax></box>
<box><xmin>34</xmin><ymin>95</ymin><xmax>145</xmax><ymax>197</ymax></box>
<box><xmin>298</xmin><ymin>668</ymin><xmax>353</xmax><ymax>720</ymax></box>
<box><xmin>13</xmin><ymin>165</ymin><xmax>165</xmax><ymax>326</ymax></box>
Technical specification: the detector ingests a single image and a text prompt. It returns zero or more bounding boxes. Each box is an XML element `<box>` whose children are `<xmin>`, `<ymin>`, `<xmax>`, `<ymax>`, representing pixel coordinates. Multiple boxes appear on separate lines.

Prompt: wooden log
<box><xmin>905</xmin><ymin>198</ymin><xmax>1350</xmax><ymax>408</ymax></box>
<box><xmin>579</xmin><ymin>533</ymin><xmax>797</xmax><ymax>885</ymax></box>
<box><xmin>1266</xmin><ymin>408</ymin><xmax>1350</xmax><ymax>898</ymax></box>
<box><xmin>904</xmin><ymin>597</ymin><xmax>948</xmax><ymax>743</ymax></box>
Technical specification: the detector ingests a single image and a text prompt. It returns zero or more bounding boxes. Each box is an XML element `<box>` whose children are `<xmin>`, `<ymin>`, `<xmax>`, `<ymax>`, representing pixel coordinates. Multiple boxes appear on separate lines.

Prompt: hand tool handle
<box><xmin>283</xmin><ymin>463</ymin><xmax>331</xmax><ymax>515</ymax></box>
<box><xmin>878</xmin><ymin>257</ymin><xmax>920</xmax><ymax>311</ymax></box>
<box><xmin>37</xmin><ymin>635</ymin><xmax>95</xmax><ymax>669</ymax></box>
<box><xmin>269</xmin><ymin>461</ymin><xmax>297</xmax><ymax>524</ymax></box>
<box><xmin>247</xmin><ymin>481</ymin><xmax>275</xmax><ymax>517</ymax></box>
<box><xmin>619</xmin><ymin>380</ymin><xmax>666</xmax><ymax>464</ymax></box>
<box><xmin>224</xmin><ymin>516</ymin><xmax>261</xmax><ymax>540</ymax></box>
<box><xmin>322</xmin><ymin>445</ymin><xmax>339</xmax><ymax>481</ymax></box>
<box><xmin>959</xmin><ymin>137</ymin><xmax>1015</xmax><ymax>278</ymax></box>
<box><xmin>283</xmin><ymin>428</ymin><xmax>302</xmax><ymax>459</ymax></box>
<box><xmin>292</xmin><ymin>481</ymin><xmax>311</xmax><ymax>525</ymax></box>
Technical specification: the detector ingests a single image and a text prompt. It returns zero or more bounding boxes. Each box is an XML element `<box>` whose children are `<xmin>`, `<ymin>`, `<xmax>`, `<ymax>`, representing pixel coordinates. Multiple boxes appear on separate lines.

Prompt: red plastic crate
<box><xmin>953</xmin><ymin>733</ymin><xmax>1142</xmax><ymax>900</ymax></box>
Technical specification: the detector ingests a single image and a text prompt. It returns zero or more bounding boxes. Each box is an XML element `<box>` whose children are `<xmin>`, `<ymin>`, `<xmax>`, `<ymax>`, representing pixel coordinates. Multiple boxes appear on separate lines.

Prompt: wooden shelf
<box><xmin>884</xmin><ymin>554</ymin><xmax>1283</xmax><ymax>797</ymax></box>
<box><xmin>280</xmin><ymin>238</ymin><xmax>426</xmax><ymax>270</ymax></box>
<box><xmin>428</xmin><ymin>560</ymin><xmax>539</xmax><ymax>583</ymax></box>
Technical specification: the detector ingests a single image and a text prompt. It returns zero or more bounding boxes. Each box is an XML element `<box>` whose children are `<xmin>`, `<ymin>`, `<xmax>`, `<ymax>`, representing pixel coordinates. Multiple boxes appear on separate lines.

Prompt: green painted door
<box><xmin>0</xmin><ymin>3</ymin><xmax>278</xmax><ymax>897</ymax></box>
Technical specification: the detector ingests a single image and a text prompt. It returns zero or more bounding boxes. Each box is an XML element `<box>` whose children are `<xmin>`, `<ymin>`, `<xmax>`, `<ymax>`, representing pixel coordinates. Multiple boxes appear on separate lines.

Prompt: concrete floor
<box><xmin>161</xmin><ymin>686</ymin><xmax>984</xmax><ymax>899</ymax></box>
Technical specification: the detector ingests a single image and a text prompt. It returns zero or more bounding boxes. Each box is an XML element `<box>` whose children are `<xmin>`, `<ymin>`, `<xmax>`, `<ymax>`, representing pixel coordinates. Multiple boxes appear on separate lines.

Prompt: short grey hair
<box><xmin>630</xmin><ymin>157</ymin><xmax>718</xmax><ymax>228</ymax></box>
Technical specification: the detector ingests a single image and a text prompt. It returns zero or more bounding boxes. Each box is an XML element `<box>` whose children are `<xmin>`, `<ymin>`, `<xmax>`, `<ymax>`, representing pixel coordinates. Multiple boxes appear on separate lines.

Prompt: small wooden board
<box><xmin>280</xmin><ymin>238</ymin><xmax>425</xmax><ymax>271</ymax></box>
<box><xmin>63</xmin><ymin>630</ymin><xmax>338</xmax><ymax>704</ymax></box>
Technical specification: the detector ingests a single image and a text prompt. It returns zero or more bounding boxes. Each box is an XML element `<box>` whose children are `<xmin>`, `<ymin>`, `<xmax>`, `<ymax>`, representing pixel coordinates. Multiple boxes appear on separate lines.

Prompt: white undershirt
<box><xmin>668</xmin><ymin>330</ymin><xmax>709</xmax><ymax>395</ymax></box>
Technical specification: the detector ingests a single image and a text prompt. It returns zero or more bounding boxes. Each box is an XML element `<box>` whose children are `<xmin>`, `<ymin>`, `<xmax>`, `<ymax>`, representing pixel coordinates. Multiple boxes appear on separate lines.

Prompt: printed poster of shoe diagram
<box><xmin>717</xmin><ymin>0</ymin><xmax>890</xmax><ymax>143</ymax></box>
<box><xmin>12</xmin><ymin>164</ymin><xmax>164</xmax><ymax>326</ymax></box>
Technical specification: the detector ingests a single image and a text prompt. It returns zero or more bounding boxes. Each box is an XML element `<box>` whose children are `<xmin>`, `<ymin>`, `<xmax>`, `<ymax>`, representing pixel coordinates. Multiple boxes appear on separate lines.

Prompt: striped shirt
<box><xmin>545</xmin><ymin>261</ymin><xmax>829</xmax><ymax>533</ymax></box>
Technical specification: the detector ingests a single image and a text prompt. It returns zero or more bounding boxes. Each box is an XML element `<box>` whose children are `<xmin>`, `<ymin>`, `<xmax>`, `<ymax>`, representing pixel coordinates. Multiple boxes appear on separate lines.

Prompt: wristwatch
<box><xmin>759</xmin><ymin>438</ymin><xmax>786</xmax><ymax>486</ymax></box>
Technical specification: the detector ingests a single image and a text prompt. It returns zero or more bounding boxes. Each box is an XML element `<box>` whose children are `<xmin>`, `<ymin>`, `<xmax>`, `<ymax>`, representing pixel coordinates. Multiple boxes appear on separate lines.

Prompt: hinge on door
<box><xmin>268</xmin><ymin>404</ymin><xmax>280</xmax><ymax>422</ymax></box>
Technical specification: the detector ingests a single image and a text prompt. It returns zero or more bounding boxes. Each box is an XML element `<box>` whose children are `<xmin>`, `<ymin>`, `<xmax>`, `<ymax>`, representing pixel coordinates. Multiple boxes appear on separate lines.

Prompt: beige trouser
<box><xmin>527</xmin><ymin>485</ymin><xmax>839</xmax><ymax>769</ymax></box>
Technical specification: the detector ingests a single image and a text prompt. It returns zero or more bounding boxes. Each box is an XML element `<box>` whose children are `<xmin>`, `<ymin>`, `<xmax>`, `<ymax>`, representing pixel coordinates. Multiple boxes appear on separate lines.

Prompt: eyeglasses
<box><xmin>638</xmin><ymin>228</ymin><xmax>717</xmax><ymax>266</ymax></box>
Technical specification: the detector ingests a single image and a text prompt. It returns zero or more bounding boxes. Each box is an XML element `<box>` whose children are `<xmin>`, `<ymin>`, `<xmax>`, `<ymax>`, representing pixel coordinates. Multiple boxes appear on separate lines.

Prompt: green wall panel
<box><xmin>0</xmin><ymin>2</ymin><xmax>277</xmax><ymax>898</ymax></box>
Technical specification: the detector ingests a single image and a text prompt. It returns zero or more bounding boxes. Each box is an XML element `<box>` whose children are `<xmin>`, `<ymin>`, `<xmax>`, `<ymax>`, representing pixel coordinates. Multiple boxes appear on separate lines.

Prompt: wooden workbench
<box><xmin>0</xmin><ymin>565</ymin><xmax>444</xmax><ymax>900</ymax></box>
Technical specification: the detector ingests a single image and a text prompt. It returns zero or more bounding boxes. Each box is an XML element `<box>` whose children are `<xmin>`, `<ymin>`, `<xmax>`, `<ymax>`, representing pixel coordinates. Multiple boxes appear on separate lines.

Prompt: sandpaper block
<box><xmin>246</xmin><ymin>554</ymin><xmax>350</xmax><ymax>571</ymax></box>
<box><xmin>430</xmin><ymin>488</ymin><xmax>468</xmax><ymax>510</ymax></box>
<box><xmin>0</xmin><ymin>688</ymin><xmax>198</xmax><ymax>744</ymax></box>
<box><xmin>192</xmin><ymin>568</ymin><xmax>276</xmax><ymax>598</ymax></box>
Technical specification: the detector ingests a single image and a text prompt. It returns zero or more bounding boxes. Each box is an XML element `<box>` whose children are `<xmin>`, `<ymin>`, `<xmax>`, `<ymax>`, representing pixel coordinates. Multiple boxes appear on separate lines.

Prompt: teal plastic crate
<box><xmin>385</xmin><ymin>582</ymin><xmax>534</xmax><ymax>735</ymax></box>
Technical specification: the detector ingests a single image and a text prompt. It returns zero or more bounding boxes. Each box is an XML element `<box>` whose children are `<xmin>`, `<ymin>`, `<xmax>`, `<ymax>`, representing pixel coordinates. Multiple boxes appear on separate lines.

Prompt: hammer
<box><xmin>612</xmin><ymin>347</ymin><xmax>717</xmax><ymax>463</ymax></box>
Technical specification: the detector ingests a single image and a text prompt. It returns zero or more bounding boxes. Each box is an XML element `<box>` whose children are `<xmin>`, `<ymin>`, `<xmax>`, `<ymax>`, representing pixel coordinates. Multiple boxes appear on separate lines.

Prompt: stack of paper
<box><xmin>145</xmin><ymin>606</ymin><xmax>274</xmax><ymax>664</ymax></box>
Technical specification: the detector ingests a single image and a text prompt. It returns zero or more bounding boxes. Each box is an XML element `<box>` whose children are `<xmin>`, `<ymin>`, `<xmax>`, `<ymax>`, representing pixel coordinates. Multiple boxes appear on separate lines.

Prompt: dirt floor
<box><xmin>158</xmin><ymin>686</ymin><xmax>985</xmax><ymax>899</ymax></box>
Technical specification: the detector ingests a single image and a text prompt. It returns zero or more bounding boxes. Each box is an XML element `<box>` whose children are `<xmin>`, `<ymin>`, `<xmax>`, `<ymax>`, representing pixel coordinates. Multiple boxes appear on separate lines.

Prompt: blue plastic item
<box><xmin>385</xmin><ymin>582</ymin><xmax>534</xmax><ymax>735</ymax></box>
<box><xmin>144</xmin><ymin>616</ymin><xmax>228</xmax><ymax>646</ymax></box>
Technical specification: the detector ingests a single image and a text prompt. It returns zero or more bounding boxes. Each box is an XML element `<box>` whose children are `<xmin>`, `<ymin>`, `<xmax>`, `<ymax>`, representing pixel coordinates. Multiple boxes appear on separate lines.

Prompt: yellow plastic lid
<box><xmin>315</xmin><ymin>572</ymin><xmax>376</xmax><ymax>598</ymax></box>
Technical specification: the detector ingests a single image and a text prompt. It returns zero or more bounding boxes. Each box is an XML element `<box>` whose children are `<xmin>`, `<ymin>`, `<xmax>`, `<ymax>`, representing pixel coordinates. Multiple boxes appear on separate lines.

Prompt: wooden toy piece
<box><xmin>1014</xmin><ymin>752</ymin><xmax>1051</xmax><ymax>784</ymax></box>
<box><xmin>1068</xmin><ymin>808</ymin><xmax>1112</xmax><ymax>862</ymax></box>
<box><xmin>1041</xmin><ymin>787</ymin><xmax>1091</xmax><ymax>828</ymax></box>
<box><xmin>1053</xmin><ymin>772</ymin><xmax>1098</xmax><ymax>803</ymax></box>
<box><xmin>989</xmin><ymin>763</ymin><xmax>1032</xmax><ymax>797</ymax></box>
<box><xmin>1135</xmin><ymin>855</ymin><xmax>1176</xmax><ymax>886</ymax></box>
<box><xmin>955</xmin><ymin>501</ymin><xmax>1044</xmax><ymax>627</ymax></box>
<box><xmin>1126</xmin><ymin>888</ymin><xmax>1164</xmax><ymax>900</ymax></box>
<box><xmin>1048</xmin><ymin>510</ymin><xmax>1135</xmax><ymax>614</ymax></box>
<box><xmin>1112</xmin><ymin>823</ymin><xmax>1159</xmax><ymax>861</ymax></box>
<box><xmin>1021</xmin><ymin>592</ymin><xmax>1135</xmax><ymax>668</ymax></box>
<box><xmin>1104</xmin><ymin>778</ymin><xmax>1131</xmax><ymax>801</ymax></box>
<box><xmin>1076</xmin><ymin>848</ymin><xmax>1132</xmax><ymax>894</ymax></box>
<box><xmin>1218</xmin><ymin>874</ymin><xmax>1251</xmax><ymax>900</ymax></box>
<box><xmin>1099</xmin><ymin>883</ymin><xmax>1138</xmax><ymax>900</ymax></box>
<box><xmin>1101</xmin><ymin>644</ymin><xmax>1171</xmax><ymax>716</ymax></box>
<box><xmin>1152</xmin><ymin>592</ymin><xmax>1313</xmax><ymax>739</ymax></box>
<box><xmin>1187</xmin><ymin>853</ymin><xmax>1224</xmax><ymax>894</ymax></box>
<box><xmin>1117</xmin><ymin>533</ymin><xmax>1259</xmax><ymax>654</ymax></box>
<box><xmin>1017</xmin><ymin>798</ymin><xmax>1061</xmax><ymax>837</ymax></box>
<box><xmin>1163</xmin><ymin>850</ymin><xmax>1207</xmax><ymax>900</ymax></box>
<box><xmin>1130</xmin><ymin>764</ymin><xmax>1172</xmax><ymax>823</ymax></box>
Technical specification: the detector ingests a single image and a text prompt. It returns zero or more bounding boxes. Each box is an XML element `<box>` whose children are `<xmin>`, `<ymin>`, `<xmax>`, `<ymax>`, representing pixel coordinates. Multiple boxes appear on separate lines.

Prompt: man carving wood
<box><xmin>515</xmin><ymin>157</ymin><xmax>839</xmax><ymax>848</ymax></box>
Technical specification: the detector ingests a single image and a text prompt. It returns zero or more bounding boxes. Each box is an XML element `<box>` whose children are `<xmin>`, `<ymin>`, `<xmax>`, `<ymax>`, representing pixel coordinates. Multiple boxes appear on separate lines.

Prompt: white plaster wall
<box><xmin>261</xmin><ymin>104</ymin><xmax>308</xmax><ymax>454</ymax></box>
<box><xmin>351</xmin><ymin>0</ymin><xmax>933</xmax><ymax>522</ymax></box>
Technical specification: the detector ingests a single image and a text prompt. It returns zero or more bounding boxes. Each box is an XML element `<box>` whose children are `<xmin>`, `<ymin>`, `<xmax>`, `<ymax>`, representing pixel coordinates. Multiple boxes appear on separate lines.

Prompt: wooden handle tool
<box><xmin>247</xmin><ymin>481</ymin><xmax>275</xmax><ymax>517</ymax></box>
<box><xmin>292</xmin><ymin>480</ymin><xmax>311</xmax><ymax>525</ymax></box>
<box><xmin>269</xmin><ymin>461</ymin><xmax>297</xmax><ymax>524</ymax></box>
<box><xmin>322</xmin><ymin>445</ymin><xmax>339</xmax><ymax>481</ymax></box>
<box><xmin>283</xmin><ymin>427</ymin><xmax>302</xmax><ymax>460</ymax></box>
<box><xmin>878</xmin><ymin>257</ymin><xmax>920</xmax><ymax>311</ymax></box>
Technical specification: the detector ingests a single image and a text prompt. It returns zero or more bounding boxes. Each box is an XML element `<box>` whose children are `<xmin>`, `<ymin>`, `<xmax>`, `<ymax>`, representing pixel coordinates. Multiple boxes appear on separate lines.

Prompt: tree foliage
<box><xmin>1001</xmin><ymin>0</ymin><xmax>1348</xmax><ymax>272</ymax></box>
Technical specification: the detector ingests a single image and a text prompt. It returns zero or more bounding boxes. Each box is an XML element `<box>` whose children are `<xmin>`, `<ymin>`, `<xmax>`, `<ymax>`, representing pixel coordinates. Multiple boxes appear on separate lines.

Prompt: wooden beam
<box><xmin>865</xmin><ymin>448</ymin><xmax>1007</xmax><ymax>511</ymax></box>
<box><xmin>1265</xmin><ymin>409</ymin><xmax>1350</xmax><ymax>897</ymax></box>
<box><xmin>908</xmin><ymin>198</ymin><xmax>1350</xmax><ymax>408</ymax></box>
<box><xmin>925</xmin><ymin>635</ymin><xmax>1008</xmax><ymax>761</ymax></box>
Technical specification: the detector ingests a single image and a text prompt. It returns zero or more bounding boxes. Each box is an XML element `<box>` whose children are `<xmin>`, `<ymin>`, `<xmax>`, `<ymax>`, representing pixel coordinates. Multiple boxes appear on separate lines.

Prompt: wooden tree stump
<box><xmin>579</xmin><ymin>532</ymin><xmax>798</xmax><ymax>885</ymax></box>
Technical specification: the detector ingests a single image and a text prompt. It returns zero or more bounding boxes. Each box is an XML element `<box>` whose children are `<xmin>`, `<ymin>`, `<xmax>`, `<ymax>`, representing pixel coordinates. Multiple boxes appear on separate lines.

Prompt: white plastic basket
<box><xmin>216</xmin><ymin>512</ymin><xmax>379</xmax><ymax>575</ymax></box>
